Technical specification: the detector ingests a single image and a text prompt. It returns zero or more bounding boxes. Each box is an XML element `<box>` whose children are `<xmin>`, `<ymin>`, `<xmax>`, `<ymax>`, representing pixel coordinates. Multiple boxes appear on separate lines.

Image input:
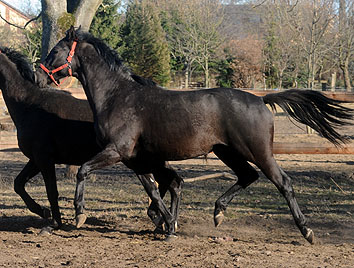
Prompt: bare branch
<box><xmin>252</xmin><ymin>0</ymin><xmax>269</xmax><ymax>9</ymax></box>
<box><xmin>0</xmin><ymin>12</ymin><xmax>41</xmax><ymax>30</ymax></box>
<box><xmin>287</xmin><ymin>0</ymin><xmax>299</xmax><ymax>13</ymax></box>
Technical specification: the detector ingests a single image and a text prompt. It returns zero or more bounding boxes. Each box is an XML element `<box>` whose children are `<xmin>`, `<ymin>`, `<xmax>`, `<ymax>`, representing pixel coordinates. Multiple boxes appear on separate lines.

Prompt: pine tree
<box><xmin>120</xmin><ymin>0</ymin><xmax>170</xmax><ymax>86</ymax></box>
<box><xmin>90</xmin><ymin>0</ymin><xmax>122</xmax><ymax>50</ymax></box>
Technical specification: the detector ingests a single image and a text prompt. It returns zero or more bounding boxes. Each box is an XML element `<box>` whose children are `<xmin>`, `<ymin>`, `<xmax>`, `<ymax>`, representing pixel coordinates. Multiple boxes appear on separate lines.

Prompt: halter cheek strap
<box><xmin>40</xmin><ymin>40</ymin><xmax>77</xmax><ymax>87</ymax></box>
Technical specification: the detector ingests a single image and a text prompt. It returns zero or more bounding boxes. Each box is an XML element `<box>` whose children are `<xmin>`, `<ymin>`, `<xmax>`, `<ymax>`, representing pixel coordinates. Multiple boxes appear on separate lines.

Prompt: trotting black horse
<box><xmin>36</xmin><ymin>26</ymin><xmax>353</xmax><ymax>243</ymax></box>
<box><xmin>0</xmin><ymin>47</ymin><xmax>182</xmax><ymax>233</ymax></box>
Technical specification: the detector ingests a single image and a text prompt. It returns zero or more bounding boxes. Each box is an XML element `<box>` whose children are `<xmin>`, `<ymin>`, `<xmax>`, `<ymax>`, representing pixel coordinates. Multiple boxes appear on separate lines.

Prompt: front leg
<box><xmin>75</xmin><ymin>144</ymin><xmax>121</xmax><ymax>228</ymax></box>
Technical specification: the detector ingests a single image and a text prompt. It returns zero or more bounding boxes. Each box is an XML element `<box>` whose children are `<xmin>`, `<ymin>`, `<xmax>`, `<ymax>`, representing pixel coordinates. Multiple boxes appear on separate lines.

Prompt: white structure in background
<box><xmin>0</xmin><ymin>0</ymin><xmax>33</xmax><ymax>47</ymax></box>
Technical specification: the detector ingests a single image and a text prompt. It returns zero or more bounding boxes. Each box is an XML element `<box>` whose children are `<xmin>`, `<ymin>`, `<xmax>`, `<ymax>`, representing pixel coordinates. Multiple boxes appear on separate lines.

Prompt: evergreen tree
<box><xmin>215</xmin><ymin>56</ymin><xmax>234</xmax><ymax>88</ymax></box>
<box><xmin>120</xmin><ymin>0</ymin><xmax>170</xmax><ymax>86</ymax></box>
<box><xmin>19</xmin><ymin>22</ymin><xmax>42</xmax><ymax>69</ymax></box>
<box><xmin>263</xmin><ymin>20</ymin><xmax>280</xmax><ymax>89</ymax></box>
<box><xmin>90</xmin><ymin>0</ymin><xmax>122</xmax><ymax>50</ymax></box>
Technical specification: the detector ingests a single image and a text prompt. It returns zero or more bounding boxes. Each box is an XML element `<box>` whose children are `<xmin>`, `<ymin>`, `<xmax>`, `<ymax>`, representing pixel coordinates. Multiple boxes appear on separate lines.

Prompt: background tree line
<box><xmin>3</xmin><ymin>0</ymin><xmax>353</xmax><ymax>90</ymax></box>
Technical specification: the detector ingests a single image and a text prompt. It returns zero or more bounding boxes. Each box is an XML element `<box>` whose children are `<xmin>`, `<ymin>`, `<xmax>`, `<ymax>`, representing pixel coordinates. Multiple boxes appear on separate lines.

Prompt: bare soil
<box><xmin>0</xmin><ymin>113</ymin><xmax>354</xmax><ymax>268</ymax></box>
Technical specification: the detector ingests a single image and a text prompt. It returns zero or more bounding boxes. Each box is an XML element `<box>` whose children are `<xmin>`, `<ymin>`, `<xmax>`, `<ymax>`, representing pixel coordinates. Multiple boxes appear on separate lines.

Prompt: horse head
<box><xmin>36</xmin><ymin>26</ymin><xmax>80</xmax><ymax>88</ymax></box>
<box><xmin>36</xmin><ymin>26</ymin><xmax>146</xmax><ymax>89</ymax></box>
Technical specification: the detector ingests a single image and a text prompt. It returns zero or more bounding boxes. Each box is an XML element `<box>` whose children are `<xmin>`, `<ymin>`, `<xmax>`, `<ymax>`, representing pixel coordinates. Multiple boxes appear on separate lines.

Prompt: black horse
<box><xmin>0</xmin><ymin>47</ymin><xmax>182</xmax><ymax>233</ymax></box>
<box><xmin>36</xmin><ymin>27</ymin><xmax>353</xmax><ymax>243</ymax></box>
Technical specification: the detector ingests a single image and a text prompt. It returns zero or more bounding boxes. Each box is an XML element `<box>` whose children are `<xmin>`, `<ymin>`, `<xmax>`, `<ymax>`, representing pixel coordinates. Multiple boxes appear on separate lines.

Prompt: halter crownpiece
<box><xmin>40</xmin><ymin>40</ymin><xmax>78</xmax><ymax>87</ymax></box>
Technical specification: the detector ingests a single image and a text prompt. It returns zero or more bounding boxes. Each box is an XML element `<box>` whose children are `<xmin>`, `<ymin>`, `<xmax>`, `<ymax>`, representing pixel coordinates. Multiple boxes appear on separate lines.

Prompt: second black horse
<box><xmin>0</xmin><ymin>47</ymin><xmax>182</xmax><ymax>233</ymax></box>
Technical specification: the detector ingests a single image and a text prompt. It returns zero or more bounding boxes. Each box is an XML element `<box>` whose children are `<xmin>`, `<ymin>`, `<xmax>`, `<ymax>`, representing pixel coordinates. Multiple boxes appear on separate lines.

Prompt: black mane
<box><xmin>0</xmin><ymin>46</ymin><xmax>35</xmax><ymax>83</ymax></box>
<box><xmin>71</xmin><ymin>31</ymin><xmax>156</xmax><ymax>87</ymax></box>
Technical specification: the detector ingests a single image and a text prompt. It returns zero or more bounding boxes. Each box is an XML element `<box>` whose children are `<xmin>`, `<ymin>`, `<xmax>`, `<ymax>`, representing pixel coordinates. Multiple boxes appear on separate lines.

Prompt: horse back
<box><xmin>130</xmin><ymin>87</ymin><xmax>273</xmax><ymax>160</ymax></box>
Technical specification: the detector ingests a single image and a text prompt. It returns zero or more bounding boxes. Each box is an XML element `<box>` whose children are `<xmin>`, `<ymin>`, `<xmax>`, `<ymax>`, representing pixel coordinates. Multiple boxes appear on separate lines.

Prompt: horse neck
<box><xmin>0</xmin><ymin>58</ymin><xmax>90</xmax><ymax>125</ymax></box>
<box><xmin>0</xmin><ymin>59</ymin><xmax>36</xmax><ymax>124</ymax></box>
<box><xmin>0</xmin><ymin>58</ymin><xmax>32</xmax><ymax>103</ymax></box>
<box><xmin>76</xmin><ymin>48</ymin><xmax>132</xmax><ymax>115</ymax></box>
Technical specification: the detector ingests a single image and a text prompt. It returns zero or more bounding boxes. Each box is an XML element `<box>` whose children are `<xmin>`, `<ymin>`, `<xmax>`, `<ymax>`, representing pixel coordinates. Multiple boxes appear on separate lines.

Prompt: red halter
<box><xmin>40</xmin><ymin>41</ymin><xmax>78</xmax><ymax>87</ymax></box>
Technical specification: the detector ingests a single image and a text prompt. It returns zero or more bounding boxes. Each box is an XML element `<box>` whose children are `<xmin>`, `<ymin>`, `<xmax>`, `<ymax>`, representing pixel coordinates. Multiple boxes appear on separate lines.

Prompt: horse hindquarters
<box><xmin>215</xmin><ymin>100</ymin><xmax>313</xmax><ymax>243</ymax></box>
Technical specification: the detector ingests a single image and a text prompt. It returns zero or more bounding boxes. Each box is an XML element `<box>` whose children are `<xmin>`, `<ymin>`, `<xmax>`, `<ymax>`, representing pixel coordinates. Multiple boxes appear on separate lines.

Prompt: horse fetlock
<box><xmin>42</xmin><ymin>207</ymin><xmax>51</xmax><ymax>219</ymax></box>
<box><xmin>50</xmin><ymin>218</ymin><xmax>61</xmax><ymax>229</ymax></box>
<box><xmin>158</xmin><ymin>220</ymin><xmax>178</xmax><ymax>234</ymax></box>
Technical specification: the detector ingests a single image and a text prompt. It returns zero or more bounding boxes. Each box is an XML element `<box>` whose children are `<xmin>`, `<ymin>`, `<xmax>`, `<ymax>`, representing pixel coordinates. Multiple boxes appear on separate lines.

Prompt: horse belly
<box><xmin>143</xmin><ymin>132</ymin><xmax>219</xmax><ymax>161</ymax></box>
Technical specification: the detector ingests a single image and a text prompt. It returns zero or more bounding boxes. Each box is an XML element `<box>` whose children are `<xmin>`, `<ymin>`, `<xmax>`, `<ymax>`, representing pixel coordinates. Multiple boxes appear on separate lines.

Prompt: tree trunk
<box><xmin>331</xmin><ymin>72</ymin><xmax>336</xmax><ymax>91</ymax></box>
<box><xmin>41</xmin><ymin>0</ymin><xmax>102</xmax><ymax>60</ymax></box>
<box><xmin>341</xmin><ymin>57</ymin><xmax>352</xmax><ymax>92</ymax></box>
<box><xmin>204</xmin><ymin>57</ymin><xmax>209</xmax><ymax>88</ymax></box>
<box><xmin>73</xmin><ymin>0</ymin><xmax>102</xmax><ymax>31</ymax></box>
<box><xmin>184</xmin><ymin>69</ymin><xmax>189</xmax><ymax>88</ymax></box>
<box><xmin>40</xmin><ymin>0</ymin><xmax>67</xmax><ymax>60</ymax></box>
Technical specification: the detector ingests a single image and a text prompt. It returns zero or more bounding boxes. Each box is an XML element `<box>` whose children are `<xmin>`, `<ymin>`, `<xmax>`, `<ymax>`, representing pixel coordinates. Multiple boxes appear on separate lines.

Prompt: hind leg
<box><xmin>14</xmin><ymin>160</ymin><xmax>51</xmax><ymax>219</ymax></box>
<box><xmin>213</xmin><ymin>145</ymin><xmax>259</xmax><ymax>227</ymax></box>
<box><xmin>258</xmin><ymin>156</ymin><xmax>314</xmax><ymax>244</ymax></box>
<box><xmin>149</xmin><ymin>163</ymin><xmax>183</xmax><ymax>230</ymax></box>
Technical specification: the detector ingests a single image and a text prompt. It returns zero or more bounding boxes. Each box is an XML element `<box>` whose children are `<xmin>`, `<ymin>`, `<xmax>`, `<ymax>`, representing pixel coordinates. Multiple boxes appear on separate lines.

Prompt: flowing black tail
<box><xmin>262</xmin><ymin>89</ymin><xmax>354</xmax><ymax>145</ymax></box>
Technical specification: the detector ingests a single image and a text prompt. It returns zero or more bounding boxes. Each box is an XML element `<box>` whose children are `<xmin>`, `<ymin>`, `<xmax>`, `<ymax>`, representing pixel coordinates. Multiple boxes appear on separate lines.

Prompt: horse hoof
<box><xmin>76</xmin><ymin>214</ymin><xmax>87</xmax><ymax>228</ymax></box>
<box><xmin>214</xmin><ymin>211</ymin><xmax>224</xmax><ymax>227</ymax></box>
<box><xmin>39</xmin><ymin>226</ymin><xmax>54</xmax><ymax>236</ymax></box>
<box><xmin>305</xmin><ymin>228</ymin><xmax>315</xmax><ymax>244</ymax></box>
<box><xmin>165</xmin><ymin>234</ymin><xmax>178</xmax><ymax>242</ymax></box>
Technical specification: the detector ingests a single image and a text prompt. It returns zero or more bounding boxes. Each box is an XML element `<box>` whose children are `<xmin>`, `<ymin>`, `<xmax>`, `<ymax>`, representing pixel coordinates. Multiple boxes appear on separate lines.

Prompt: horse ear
<box><xmin>66</xmin><ymin>25</ymin><xmax>77</xmax><ymax>40</ymax></box>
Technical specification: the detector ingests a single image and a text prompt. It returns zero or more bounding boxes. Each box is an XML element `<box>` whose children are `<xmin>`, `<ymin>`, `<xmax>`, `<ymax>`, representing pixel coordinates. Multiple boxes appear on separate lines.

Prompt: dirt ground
<box><xmin>0</xmin><ymin>113</ymin><xmax>354</xmax><ymax>268</ymax></box>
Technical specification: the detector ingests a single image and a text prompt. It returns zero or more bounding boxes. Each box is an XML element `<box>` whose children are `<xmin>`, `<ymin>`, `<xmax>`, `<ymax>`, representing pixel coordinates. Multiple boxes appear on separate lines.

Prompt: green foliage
<box><xmin>215</xmin><ymin>57</ymin><xmax>234</xmax><ymax>88</ymax></box>
<box><xmin>90</xmin><ymin>0</ymin><xmax>122</xmax><ymax>50</ymax></box>
<box><xmin>57</xmin><ymin>13</ymin><xmax>76</xmax><ymax>37</ymax></box>
<box><xmin>263</xmin><ymin>21</ymin><xmax>280</xmax><ymax>89</ymax></box>
<box><xmin>19</xmin><ymin>22</ymin><xmax>42</xmax><ymax>68</ymax></box>
<box><xmin>120</xmin><ymin>0</ymin><xmax>170</xmax><ymax>86</ymax></box>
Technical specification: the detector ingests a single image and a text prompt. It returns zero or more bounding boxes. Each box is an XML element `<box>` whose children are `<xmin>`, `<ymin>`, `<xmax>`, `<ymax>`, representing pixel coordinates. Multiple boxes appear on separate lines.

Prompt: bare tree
<box><xmin>262</xmin><ymin>2</ymin><xmax>301</xmax><ymax>88</ymax></box>
<box><xmin>269</xmin><ymin>0</ymin><xmax>337</xmax><ymax>89</ymax></box>
<box><xmin>40</xmin><ymin>0</ymin><xmax>103</xmax><ymax>60</ymax></box>
<box><xmin>337</xmin><ymin>0</ymin><xmax>353</xmax><ymax>90</ymax></box>
<box><xmin>160</xmin><ymin>0</ymin><xmax>224</xmax><ymax>88</ymax></box>
<box><xmin>226</xmin><ymin>37</ymin><xmax>263</xmax><ymax>88</ymax></box>
<box><xmin>192</xmin><ymin>0</ymin><xmax>225</xmax><ymax>88</ymax></box>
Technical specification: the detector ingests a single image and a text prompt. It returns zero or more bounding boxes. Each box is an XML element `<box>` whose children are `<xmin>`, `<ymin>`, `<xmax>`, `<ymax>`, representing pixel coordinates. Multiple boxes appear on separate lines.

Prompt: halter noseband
<box><xmin>40</xmin><ymin>40</ymin><xmax>78</xmax><ymax>87</ymax></box>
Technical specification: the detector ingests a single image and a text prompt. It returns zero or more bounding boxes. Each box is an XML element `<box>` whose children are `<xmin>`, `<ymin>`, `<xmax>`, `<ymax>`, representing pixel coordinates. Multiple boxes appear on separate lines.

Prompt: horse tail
<box><xmin>262</xmin><ymin>89</ymin><xmax>354</xmax><ymax>145</ymax></box>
